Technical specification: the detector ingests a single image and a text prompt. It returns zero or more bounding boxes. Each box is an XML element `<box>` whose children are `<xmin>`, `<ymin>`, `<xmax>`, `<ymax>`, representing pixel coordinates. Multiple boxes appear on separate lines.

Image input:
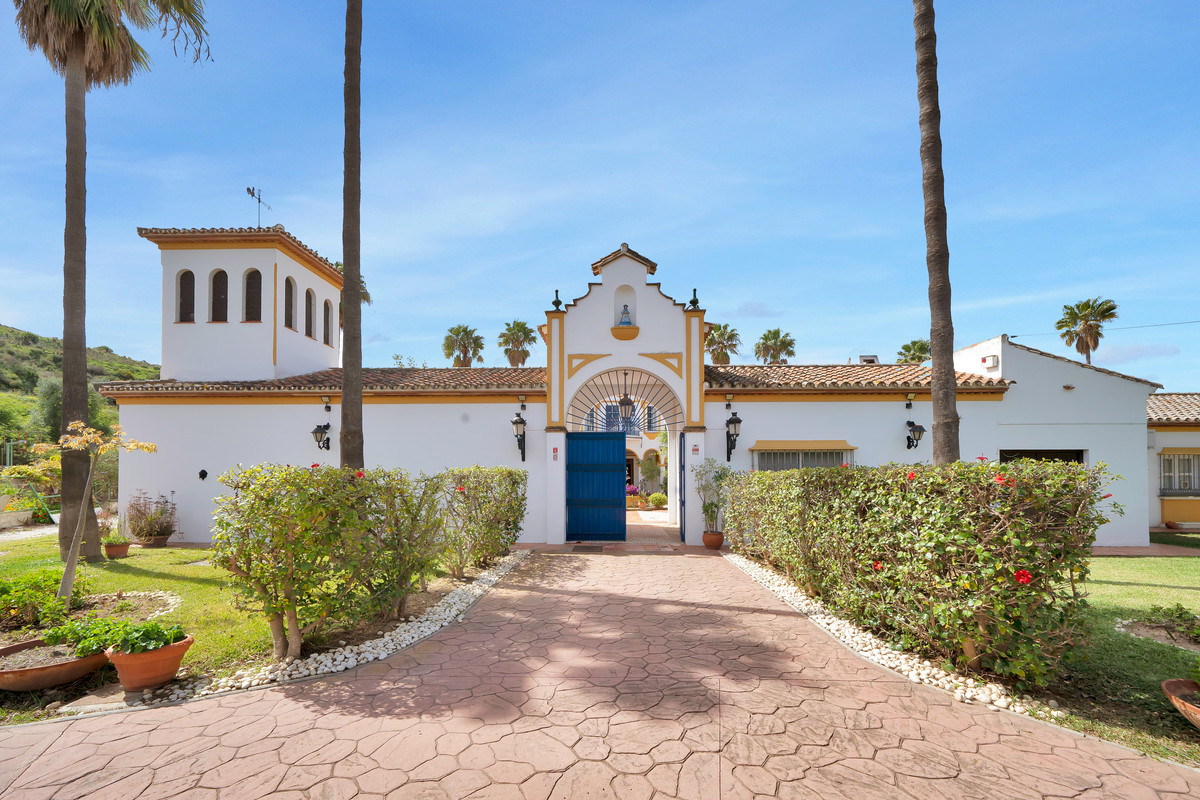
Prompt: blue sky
<box><xmin>2</xmin><ymin>2</ymin><xmax>1198</xmax><ymax>389</ymax></box>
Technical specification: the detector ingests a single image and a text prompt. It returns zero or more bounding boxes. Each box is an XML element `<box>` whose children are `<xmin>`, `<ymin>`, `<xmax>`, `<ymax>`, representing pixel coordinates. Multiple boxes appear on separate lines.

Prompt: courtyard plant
<box><xmin>723</xmin><ymin>460</ymin><xmax>1110</xmax><ymax>687</ymax></box>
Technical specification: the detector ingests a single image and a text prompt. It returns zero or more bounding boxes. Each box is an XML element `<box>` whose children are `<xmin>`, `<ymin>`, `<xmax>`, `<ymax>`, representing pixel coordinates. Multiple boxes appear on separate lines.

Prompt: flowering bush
<box><xmin>626</xmin><ymin>484</ymin><xmax>640</xmax><ymax>496</ymax></box>
<box><xmin>213</xmin><ymin>463</ymin><xmax>527</xmax><ymax>659</ymax></box>
<box><xmin>723</xmin><ymin>460</ymin><xmax>1112</xmax><ymax>687</ymax></box>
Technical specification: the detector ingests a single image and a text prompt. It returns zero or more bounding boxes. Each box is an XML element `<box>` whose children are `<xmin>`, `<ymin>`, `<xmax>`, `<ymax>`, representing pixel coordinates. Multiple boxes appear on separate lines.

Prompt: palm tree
<box><xmin>1056</xmin><ymin>298</ymin><xmax>1118</xmax><ymax>365</ymax></box>
<box><xmin>705</xmin><ymin>323</ymin><xmax>741</xmax><ymax>365</ymax></box>
<box><xmin>340</xmin><ymin>0</ymin><xmax>364</xmax><ymax>470</ymax></box>
<box><xmin>754</xmin><ymin>329</ymin><xmax>796</xmax><ymax>365</ymax></box>
<box><xmin>896</xmin><ymin>338</ymin><xmax>931</xmax><ymax>364</ymax></box>
<box><xmin>914</xmin><ymin>0</ymin><xmax>959</xmax><ymax>464</ymax></box>
<box><xmin>14</xmin><ymin>0</ymin><xmax>207</xmax><ymax>562</ymax></box>
<box><xmin>497</xmin><ymin>321</ymin><xmax>537</xmax><ymax>367</ymax></box>
<box><xmin>443</xmin><ymin>325</ymin><xmax>485</xmax><ymax>367</ymax></box>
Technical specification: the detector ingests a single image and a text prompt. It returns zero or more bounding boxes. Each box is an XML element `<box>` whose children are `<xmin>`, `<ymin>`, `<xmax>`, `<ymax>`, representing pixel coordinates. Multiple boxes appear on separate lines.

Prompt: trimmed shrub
<box><xmin>213</xmin><ymin>463</ymin><xmax>527</xmax><ymax>659</ymax></box>
<box><xmin>440</xmin><ymin>467</ymin><xmax>528</xmax><ymax>579</ymax></box>
<box><xmin>723</xmin><ymin>461</ymin><xmax>1109</xmax><ymax>687</ymax></box>
<box><xmin>647</xmin><ymin>492</ymin><xmax>667</xmax><ymax>508</ymax></box>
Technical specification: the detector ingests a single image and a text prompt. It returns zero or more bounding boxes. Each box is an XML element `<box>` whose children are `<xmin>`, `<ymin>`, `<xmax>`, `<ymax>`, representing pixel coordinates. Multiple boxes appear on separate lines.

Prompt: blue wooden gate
<box><xmin>566</xmin><ymin>432</ymin><xmax>627</xmax><ymax>541</ymax></box>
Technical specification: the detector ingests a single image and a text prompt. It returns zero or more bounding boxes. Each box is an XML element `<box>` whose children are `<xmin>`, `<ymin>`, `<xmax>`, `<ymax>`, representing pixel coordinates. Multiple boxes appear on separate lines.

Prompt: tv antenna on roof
<box><xmin>246</xmin><ymin>186</ymin><xmax>272</xmax><ymax>227</ymax></box>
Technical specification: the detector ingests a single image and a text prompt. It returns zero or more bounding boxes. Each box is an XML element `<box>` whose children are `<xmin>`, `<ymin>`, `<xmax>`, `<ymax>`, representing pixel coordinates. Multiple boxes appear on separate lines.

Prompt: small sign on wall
<box><xmin>691</xmin><ymin>444</ymin><xmax>699</xmax><ymax>455</ymax></box>
<box><xmin>553</xmin><ymin>447</ymin><xmax>558</xmax><ymax>461</ymax></box>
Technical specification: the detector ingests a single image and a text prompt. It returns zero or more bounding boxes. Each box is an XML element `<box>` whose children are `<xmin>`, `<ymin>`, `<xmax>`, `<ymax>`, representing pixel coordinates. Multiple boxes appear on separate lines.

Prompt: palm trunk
<box><xmin>914</xmin><ymin>0</ymin><xmax>960</xmax><ymax>465</ymax></box>
<box><xmin>340</xmin><ymin>0</ymin><xmax>365</xmax><ymax>470</ymax></box>
<box><xmin>60</xmin><ymin>49</ymin><xmax>101</xmax><ymax>562</ymax></box>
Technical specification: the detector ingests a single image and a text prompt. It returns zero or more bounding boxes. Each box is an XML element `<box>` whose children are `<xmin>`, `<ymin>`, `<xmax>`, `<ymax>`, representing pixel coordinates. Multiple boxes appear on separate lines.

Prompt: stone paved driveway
<box><xmin>1</xmin><ymin>553</ymin><xmax>1198</xmax><ymax>799</ymax></box>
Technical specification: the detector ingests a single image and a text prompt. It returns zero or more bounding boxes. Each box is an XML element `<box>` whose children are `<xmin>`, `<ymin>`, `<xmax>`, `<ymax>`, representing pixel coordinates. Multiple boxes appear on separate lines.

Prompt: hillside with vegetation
<box><xmin>0</xmin><ymin>324</ymin><xmax>158</xmax><ymax>393</ymax></box>
<box><xmin>0</xmin><ymin>324</ymin><xmax>158</xmax><ymax>471</ymax></box>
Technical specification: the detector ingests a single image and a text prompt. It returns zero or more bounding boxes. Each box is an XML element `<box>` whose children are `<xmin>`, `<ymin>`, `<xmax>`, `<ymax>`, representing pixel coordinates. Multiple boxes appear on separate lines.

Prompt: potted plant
<box><xmin>0</xmin><ymin>617</ymin><xmax>112</xmax><ymax>692</ymax></box>
<box><xmin>691</xmin><ymin>458</ymin><xmax>734</xmax><ymax>549</ymax></box>
<box><xmin>103</xmin><ymin>621</ymin><xmax>192</xmax><ymax>691</ymax></box>
<box><xmin>102</xmin><ymin>531</ymin><xmax>132</xmax><ymax>559</ymax></box>
<box><xmin>124</xmin><ymin>490</ymin><xmax>178</xmax><ymax>548</ymax></box>
<box><xmin>1163</xmin><ymin>659</ymin><xmax>1200</xmax><ymax>732</ymax></box>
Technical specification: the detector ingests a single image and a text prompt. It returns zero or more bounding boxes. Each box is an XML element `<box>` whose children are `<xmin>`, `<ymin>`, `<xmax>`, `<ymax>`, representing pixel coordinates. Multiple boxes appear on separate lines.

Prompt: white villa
<box><xmin>98</xmin><ymin>226</ymin><xmax>1198</xmax><ymax>548</ymax></box>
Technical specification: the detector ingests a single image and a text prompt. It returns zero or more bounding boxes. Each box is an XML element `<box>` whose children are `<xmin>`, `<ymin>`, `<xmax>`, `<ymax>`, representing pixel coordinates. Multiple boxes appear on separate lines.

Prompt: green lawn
<box><xmin>0</xmin><ymin>534</ymin><xmax>272</xmax><ymax>681</ymax></box>
<box><xmin>1151</xmin><ymin>530</ymin><xmax>1200</xmax><ymax>549</ymax></box>
<box><xmin>1041</xmin><ymin>556</ymin><xmax>1200</xmax><ymax>766</ymax></box>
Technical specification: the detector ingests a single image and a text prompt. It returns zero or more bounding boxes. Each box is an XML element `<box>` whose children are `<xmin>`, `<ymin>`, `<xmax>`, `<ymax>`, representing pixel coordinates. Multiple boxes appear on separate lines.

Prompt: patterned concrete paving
<box><xmin>1</xmin><ymin>553</ymin><xmax>1198</xmax><ymax>799</ymax></box>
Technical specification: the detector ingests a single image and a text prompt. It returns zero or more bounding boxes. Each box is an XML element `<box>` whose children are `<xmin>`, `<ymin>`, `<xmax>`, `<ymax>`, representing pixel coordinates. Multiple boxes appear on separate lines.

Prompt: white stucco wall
<box><xmin>158</xmin><ymin>247</ymin><xmax>339</xmax><ymax>382</ymax></box>
<box><xmin>957</xmin><ymin>336</ymin><xmax>1152</xmax><ymax>546</ymax></box>
<box><xmin>116</xmin><ymin>398</ymin><xmax>546</xmax><ymax>545</ymax></box>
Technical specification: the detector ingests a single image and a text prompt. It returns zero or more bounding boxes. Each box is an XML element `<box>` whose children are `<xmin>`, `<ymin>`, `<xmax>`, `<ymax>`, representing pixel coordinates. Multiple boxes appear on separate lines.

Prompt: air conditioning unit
<box><xmin>859</xmin><ymin>355</ymin><xmax>879</xmax><ymax>364</ymax></box>
<box><xmin>981</xmin><ymin>355</ymin><xmax>999</xmax><ymax>369</ymax></box>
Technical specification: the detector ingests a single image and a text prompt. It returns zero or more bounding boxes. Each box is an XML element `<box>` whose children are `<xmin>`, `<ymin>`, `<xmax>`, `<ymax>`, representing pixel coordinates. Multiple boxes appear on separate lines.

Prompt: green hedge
<box><xmin>724</xmin><ymin>460</ymin><xmax>1110</xmax><ymax>686</ymax></box>
<box><xmin>212</xmin><ymin>464</ymin><xmax>527</xmax><ymax>660</ymax></box>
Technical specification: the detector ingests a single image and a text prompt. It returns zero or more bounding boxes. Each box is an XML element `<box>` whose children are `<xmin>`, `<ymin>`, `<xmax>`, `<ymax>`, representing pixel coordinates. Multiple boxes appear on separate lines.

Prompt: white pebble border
<box><xmin>112</xmin><ymin>549</ymin><xmax>530</xmax><ymax>710</ymax></box>
<box><xmin>723</xmin><ymin>552</ymin><xmax>1067</xmax><ymax>720</ymax></box>
<box><xmin>89</xmin><ymin>590</ymin><xmax>183</xmax><ymax>620</ymax></box>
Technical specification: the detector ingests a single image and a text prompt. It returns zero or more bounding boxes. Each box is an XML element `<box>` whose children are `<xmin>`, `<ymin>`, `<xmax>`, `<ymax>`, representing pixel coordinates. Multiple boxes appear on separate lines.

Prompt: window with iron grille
<box><xmin>754</xmin><ymin>450</ymin><xmax>850</xmax><ymax>471</ymax></box>
<box><xmin>1161</xmin><ymin>454</ymin><xmax>1199</xmax><ymax>495</ymax></box>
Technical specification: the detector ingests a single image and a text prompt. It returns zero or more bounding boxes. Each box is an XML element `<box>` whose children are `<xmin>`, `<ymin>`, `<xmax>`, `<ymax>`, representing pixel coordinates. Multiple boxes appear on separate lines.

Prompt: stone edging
<box><xmin>110</xmin><ymin>549</ymin><xmax>531</xmax><ymax>709</ymax></box>
<box><xmin>722</xmin><ymin>551</ymin><xmax>1067</xmax><ymax>720</ymax></box>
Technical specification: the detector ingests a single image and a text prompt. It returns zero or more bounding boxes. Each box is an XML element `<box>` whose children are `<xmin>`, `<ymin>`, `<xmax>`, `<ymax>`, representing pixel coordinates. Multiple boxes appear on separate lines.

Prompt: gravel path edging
<box><xmin>63</xmin><ymin>549</ymin><xmax>532</xmax><ymax>712</ymax></box>
<box><xmin>722</xmin><ymin>551</ymin><xmax>1064</xmax><ymax>720</ymax></box>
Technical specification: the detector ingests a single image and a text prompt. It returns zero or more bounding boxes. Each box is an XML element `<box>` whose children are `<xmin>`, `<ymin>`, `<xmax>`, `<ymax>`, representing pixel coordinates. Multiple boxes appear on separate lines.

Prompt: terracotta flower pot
<box><xmin>702</xmin><ymin>531</ymin><xmax>724</xmax><ymax>550</ymax></box>
<box><xmin>106</xmin><ymin>635</ymin><xmax>193</xmax><ymax>691</ymax></box>
<box><xmin>0</xmin><ymin>639</ymin><xmax>109</xmax><ymax>692</ymax></box>
<box><xmin>138</xmin><ymin>536</ymin><xmax>171</xmax><ymax>549</ymax></box>
<box><xmin>1162</xmin><ymin>679</ymin><xmax>1200</xmax><ymax>731</ymax></box>
<box><xmin>104</xmin><ymin>543</ymin><xmax>131</xmax><ymax>559</ymax></box>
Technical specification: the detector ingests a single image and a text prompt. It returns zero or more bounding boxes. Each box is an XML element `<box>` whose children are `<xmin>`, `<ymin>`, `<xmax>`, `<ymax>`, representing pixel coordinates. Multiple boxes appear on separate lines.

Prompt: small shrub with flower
<box><xmin>723</xmin><ymin>460</ymin><xmax>1113</xmax><ymax>687</ymax></box>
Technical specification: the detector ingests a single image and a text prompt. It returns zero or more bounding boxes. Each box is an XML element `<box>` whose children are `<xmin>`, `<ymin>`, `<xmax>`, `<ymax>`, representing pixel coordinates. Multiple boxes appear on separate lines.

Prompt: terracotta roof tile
<box><xmin>703</xmin><ymin>363</ymin><xmax>1008</xmax><ymax>389</ymax></box>
<box><xmin>590</xmin><ymin>243</ymin><xmax>657</xmax><ymax>275</ymax></box>
<box><xmin>137</xmin><ymin>225</ymin><xmax>342</xmax><ymax>286</ymax></box>
<box><xmin>97</xmin><ymin>367</ymin><xmax>547</xmax><ymax>395</ymax></box>
<box><xmin>1148</xmin><ymin>393</ymin><xmax>1200</xmax><ymax>424</ymax></box>
<box><xmin>98</xmin><ymin>363</ymin><xmax>1013</xmax><ymax>396</ymax></box>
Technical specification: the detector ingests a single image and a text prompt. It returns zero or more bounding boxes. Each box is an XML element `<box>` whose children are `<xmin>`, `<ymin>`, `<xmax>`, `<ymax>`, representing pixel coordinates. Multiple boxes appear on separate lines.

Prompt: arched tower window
<box><xmin>323</xmin><ymin>300</ymin><xmax>332</xmax><ymax>345</ymax></box>
<box><xmin>177</xmin><ymin>270</ymin><xmax>194</xmax><ymax>323</ymax></box>
<box><xmin>210</xmin><ymin>270</ymin><xmax>228</xmax><ymax>322</ymax></box>
<box><xmin>304</xmin><ymin>290</ymin><xmax>315</xmax><ymax>338</ymax></box>
<box><xmin>243</xmin><ymin>269</ymin><xmax>262</xmax><ymax>322</ymax></box>
<box><xmin>284</xmin><ymin>277</ymin><xmax>296</xmax><ymax>329</ymax></box>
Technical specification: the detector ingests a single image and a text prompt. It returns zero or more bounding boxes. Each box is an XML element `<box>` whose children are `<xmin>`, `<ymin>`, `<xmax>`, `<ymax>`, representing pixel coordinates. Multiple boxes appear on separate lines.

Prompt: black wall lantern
<box><xmin>618</xmin><ymin>371</ymin><xmax>634</xmax><ymax>424</ymax></box>
<box><xmin>725</xmin><ymin>411</ymin><xmax>742</xmax><ymax>462</ymax></box>
<box><xmin>906</xmin><ymin>420</ymin><xmax>926</xmax><ymax>450</ymax></box>
<box><xmin>511</xmin><ymin>412</ymin><xmax>527</xmax><ymax>462</ymax></box>
<box><xmin>312</xmin><ymin>422</ymin><xmax>331</xmax><ymax>450</ymax></box>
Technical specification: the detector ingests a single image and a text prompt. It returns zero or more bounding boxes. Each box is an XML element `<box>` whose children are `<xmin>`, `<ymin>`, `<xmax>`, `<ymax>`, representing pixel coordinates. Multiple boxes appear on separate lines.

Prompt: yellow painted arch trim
<box><xmin>567</xmin><ymin>353</ymin><xmax>610</xmax><ymax>378</ymax></box>
<box><xmin>748</xmin><ymin>439</ymin><xmax>858</xmax><ymax>451</ymax></box>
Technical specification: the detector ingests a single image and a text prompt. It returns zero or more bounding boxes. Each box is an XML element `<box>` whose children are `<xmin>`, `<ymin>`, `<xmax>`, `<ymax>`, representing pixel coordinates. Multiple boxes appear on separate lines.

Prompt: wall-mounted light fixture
<box><xmin>198</xmin><ymin>469</ymin><xmax>208</xmax><ymax>481</ymax></box>
<box><xmin>905</xmin><ymin>392</ymin><xmax>916</xmax><ymax>410</ymax></box>
<box><xmin>726</xmin><ymin>411</ymin><xmax>742</xmax><ymax>462</ymax></box>
<box><xmin>312</xmin><ymin>423</ymin><xmax>331</xmax><ymax>450</ymax></box>
<box><xmin>321</xmin><ymin>395</ymin><xmax>332</xmax><ymax>412</ymax></box>
<box><xmin>905</xmin><ymin>420</ymin><xmax>925</xmax><ymax>450</ymax></box>
<box><xmin>511</xmin><ymin>412</ymin><xmax>527</xmax><ymax>462</ymax></box>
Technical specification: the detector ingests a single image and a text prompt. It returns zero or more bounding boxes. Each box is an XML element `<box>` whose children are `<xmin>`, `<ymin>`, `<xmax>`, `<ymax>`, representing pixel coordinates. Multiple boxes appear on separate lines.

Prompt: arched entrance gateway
<box><xmin>563</xmin><ymin>369</ymin><xmax>685</xmax><ymax>541</ymax></box>
<box><xmin>540</xmin><ymin>243</ymin><xmax>709</xmax><ymax>545</ymax></box>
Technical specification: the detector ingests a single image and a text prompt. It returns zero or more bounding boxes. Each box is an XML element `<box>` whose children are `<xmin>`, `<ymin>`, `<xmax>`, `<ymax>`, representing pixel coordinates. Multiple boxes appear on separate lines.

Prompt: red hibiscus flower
<box><xmin>457</xmin><ymin>486</ymin><xmax>465</xmax><ymax>493</ymax></box>
<box><xmin>873</xmin><ymin>561</ymin><xmax>883</xmax><ymax>571</ymax></box>
<box><xmin>976</xmin><ymin>455</ymin><xmax>988</xmax><ymax>462</ymax></box>
<box><xmin>1014</xmin><ymin>569</ymin><xmax>1032</xmax><ymax>585</ymax></box>
<box><xmin>356</xmin><ymin>471</ymin><xmax>364</xmax><ymax>478</ymax></box>
<box><xmin>906</xmin><ymin>471</ymin><xmax>916</xmax><ymax>481</ymax></box>
<box><xmin>1101</xmin><ymin>493</ymin><xmax>1112</xmax><ymax>499</ymax></box>
<box><xmin>311</xmin><ymin>463</ymin><xmax>319</xmax><ymax>469</ymax></box>
<box><xmin>839</xmin><ymin>463</ymin><xmax>849</xmax><ymax>468</ymax></box>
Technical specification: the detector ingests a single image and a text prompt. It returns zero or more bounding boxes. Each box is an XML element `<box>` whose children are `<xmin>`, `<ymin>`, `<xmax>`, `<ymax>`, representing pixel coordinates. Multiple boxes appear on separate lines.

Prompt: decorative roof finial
<box><xmin>688</xmin><ymin>289</ymin><xmax>700</xmax><ymax>310</ymax></box>
<box><xmin>552</xmin><ymin>290</ymin><xmax>562</xmax><ymax>311</ymax></box>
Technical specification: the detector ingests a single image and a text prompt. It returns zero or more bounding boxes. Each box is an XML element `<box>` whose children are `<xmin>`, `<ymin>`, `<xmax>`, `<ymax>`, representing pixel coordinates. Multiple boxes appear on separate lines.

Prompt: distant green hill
<box><xmin>0</xmin><ymin>324</ymin><xmax>159</xmax><ymax>394</ymax></box>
